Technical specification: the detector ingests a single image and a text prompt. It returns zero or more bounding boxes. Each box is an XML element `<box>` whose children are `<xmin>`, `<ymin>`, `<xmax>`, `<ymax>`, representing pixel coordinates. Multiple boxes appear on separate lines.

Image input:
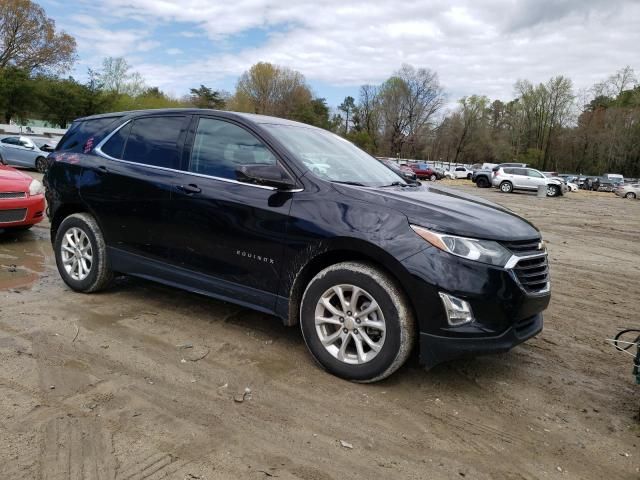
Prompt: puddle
<box><xmin>0</xmin><ymin>228</ymin><xmax>49</xmax><ymax>291</ymax></box>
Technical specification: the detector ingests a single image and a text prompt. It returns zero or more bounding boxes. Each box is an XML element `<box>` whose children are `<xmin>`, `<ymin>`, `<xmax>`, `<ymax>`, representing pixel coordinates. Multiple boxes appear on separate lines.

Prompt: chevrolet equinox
<box><xmin>45</xmin><ymin>109</ymin><xmax>551</xmax><ymax>382</ymax></box>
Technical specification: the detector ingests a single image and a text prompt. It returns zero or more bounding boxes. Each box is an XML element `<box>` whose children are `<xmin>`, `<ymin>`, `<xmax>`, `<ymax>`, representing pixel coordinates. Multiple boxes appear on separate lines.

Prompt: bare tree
<box><xmin>378</xmin><ymin>64</ymin><xmax>445</xmax><ymax>157</ymax></box>
<box><xmin>234</xmin><ymin>62</ymin><xmax>312</xmax><ymax>118</ymax></box>
<box><xmin>98</xmin><ymin>57</ymin><xmax>146</xmax><ymax>96</ymax></box>
<box><xmin>0</xmin><ymin>0</ymin><xmax>76</xmax><ymax>73</ymax></box>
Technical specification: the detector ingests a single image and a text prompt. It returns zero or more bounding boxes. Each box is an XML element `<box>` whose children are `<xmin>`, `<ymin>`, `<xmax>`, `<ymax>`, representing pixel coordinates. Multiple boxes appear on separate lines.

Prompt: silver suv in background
<box><xmin>614</xmin><ymin>183</ymin><xmax>639</xmax><ymax>199</ymax></box>
<box><xmin>492</xmin><ymin>166</ymin><xmax>566</xmax><ymax>197</ymax></box>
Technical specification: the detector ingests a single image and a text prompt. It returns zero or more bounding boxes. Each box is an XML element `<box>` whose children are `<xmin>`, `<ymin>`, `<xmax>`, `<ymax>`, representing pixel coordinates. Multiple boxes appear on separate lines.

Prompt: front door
<box><xmin>168</xmin><ymin>116</ymin><xmax>295</xmax><ymax>311</ymax></box>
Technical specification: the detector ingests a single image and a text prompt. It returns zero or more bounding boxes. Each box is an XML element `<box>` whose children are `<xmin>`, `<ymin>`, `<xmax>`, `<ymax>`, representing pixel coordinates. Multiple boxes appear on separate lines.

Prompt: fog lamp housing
<box><xmin>439</xmin><ymin>292</ymin><xmax>474</xmax><ymax>326</ymax></box>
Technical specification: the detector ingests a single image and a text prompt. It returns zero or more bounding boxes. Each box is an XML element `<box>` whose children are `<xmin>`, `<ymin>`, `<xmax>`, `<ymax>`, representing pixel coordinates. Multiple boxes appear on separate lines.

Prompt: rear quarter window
<box><xmin>56</xmin><ymin>116</ymin><xmax>124</xmax><ymax>152</ymax></box>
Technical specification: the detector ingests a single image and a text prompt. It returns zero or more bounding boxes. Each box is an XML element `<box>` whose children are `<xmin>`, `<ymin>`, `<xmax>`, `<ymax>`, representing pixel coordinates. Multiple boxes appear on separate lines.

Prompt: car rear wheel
<box><xmin>625</xmin><ymin>192</ymin><xmax>636</xmax><ymax>199</ymax></box>
<box><xmin>429</xmin><ymin>174</ymin><xmax>437</xmax><ymax>181</ymax></box>
<box><xmin>476</xmin><ymin>177</ymin><xmax>490</xmax><ymax>188</ymax></box>
<box><xmin>466</xmin><ymin>173</ymin><xmax>472</xmax><ymax>179</ymax></box>
<box><xmin>35</xmin><ymin>156</ymin><xmax>47</xmax><ymax>173</ymax></box>
<box><xmin>54</xmin><ymin>213</ymin><xmax>113</xmax><ymax>293</ymax></box>
<box><xmin>500</xmin><ymin>181</ymin><xmax>513</xmax><ymax>193</ymax></box>
<box><xmin>300</xmin><ymin>261</ymin><xmax>415</xmax><ymax>383</ymax></box>
<box><xmin>546</xmin><ymin>185</ymin><xmax>560</xmax><ymax>197</ymax></box>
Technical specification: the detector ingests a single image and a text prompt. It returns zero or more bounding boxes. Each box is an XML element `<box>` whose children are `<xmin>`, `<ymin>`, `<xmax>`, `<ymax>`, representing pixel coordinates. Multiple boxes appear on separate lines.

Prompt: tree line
<box><xmin>1</xmin><ymin>0</ymin><xmax>638</xmax><ymax>176</ymax></box>
<box><xmin>336</xmin><ymin>66</ymin><xmax>639</xmax><ymax>177</ymax></box>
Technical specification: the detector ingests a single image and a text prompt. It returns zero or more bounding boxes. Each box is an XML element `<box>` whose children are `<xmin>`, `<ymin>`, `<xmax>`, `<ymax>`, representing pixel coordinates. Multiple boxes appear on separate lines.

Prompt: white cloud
<box><xmin>166</xmin><ymin>48</ymin><xmax>183</xmax><ymax>55</ymax></box>
<box><xmin>65</xmin><ymin>0</ymin><xmax>640</xmax><ymax>103</ymax></box>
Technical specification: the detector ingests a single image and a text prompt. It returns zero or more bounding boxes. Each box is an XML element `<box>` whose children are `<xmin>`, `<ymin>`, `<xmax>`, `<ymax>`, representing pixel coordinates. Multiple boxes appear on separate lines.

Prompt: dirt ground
<box><xmin>1</xmin><ymin>173</ymin><xmax>638</xmax><ymax>480</ymax></box>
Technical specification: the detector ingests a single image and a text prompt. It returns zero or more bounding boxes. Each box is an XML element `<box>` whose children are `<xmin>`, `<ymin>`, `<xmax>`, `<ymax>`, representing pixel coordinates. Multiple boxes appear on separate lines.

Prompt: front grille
<box><xmin>0</xmin><ymin>208</ymin><xmax>27</xmax><ymax>223</ymax></box>
<box><xmin>502</xmin><ymin>238</ymin><xmax>543</xmax><ymax>256</ymax></box>
<box><xmin>513</xmin><ymin>255</ymin><xmax>549</xmax><ymax>294</ymax></box>
<box><xmin>0</xmin><ymin>191</ymin><xmax>26</xmax><ymax>199</ymax></box>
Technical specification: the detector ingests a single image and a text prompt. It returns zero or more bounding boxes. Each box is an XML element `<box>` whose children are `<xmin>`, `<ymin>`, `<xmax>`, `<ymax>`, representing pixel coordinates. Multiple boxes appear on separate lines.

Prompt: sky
<box><xmin>41</xmin><ymin>0</ymin><xmax>640</xmax><ymax>108</ymax></box>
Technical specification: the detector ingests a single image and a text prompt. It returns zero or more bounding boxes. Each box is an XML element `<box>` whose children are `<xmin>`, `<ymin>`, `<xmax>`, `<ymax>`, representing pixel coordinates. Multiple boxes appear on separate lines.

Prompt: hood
<box><xmin>335</xmin><ymin>183</ymin><xmax>540</xmax><ymax>241</ymax></box>
<box><xmin>0</xmin><ymin>164</ymin><xmax>32</xmax><ymax>191</ymax></box>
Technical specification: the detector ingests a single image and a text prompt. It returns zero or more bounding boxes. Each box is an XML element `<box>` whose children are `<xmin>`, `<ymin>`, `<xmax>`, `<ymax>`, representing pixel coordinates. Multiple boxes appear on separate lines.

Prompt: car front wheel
<box><xmin>625</xmin><ymin>192</ymin><xmax>636</xmax><ymax>199</ymax></box>
<box><xmin>429</xmin><ymin>174</ymin><xmax>437</xmax><ymax>181</ymax></box>
<box><xmin>500</xmin><ymin>181</ymin><xmax>513</xmax><ymax>193</ymax></box>
<box><xmin>300</xmin><ymin>261</ymin><xmax>415</xmax><ymax>382</ymax></box>
<box><xmin>54</xmin><ymin>213</ymin><xmax>113</xmax><ymax>293</ymax></box>
<box><xmin>546</xmin><ymin>185</ymin><xmax>560</xmax><ymax>197</ymax></box>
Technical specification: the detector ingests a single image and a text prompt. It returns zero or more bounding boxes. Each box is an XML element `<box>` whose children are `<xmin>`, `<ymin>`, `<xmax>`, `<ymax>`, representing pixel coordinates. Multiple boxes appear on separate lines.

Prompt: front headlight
<box><xmin>28</xmin><ymin>179</ymin><xmax>44</xmax><ymax>196</ymax></box>
<box><xmin>410</xmin><ymin>225</ymin><xmax>512</xmax><ymax>267</ymax></box>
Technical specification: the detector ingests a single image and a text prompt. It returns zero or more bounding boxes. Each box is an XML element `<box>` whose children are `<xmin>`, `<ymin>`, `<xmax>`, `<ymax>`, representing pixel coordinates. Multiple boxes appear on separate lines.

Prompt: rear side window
<box><xmin>101</xmin><ymin>122</ymin><xmax>132</xmax><ymax>159</ymax></box>
<box><xmin>189</xmin><ymin>117</ymin><xmax>277</xmax><ymax>179</ymax></box>
<box><xmin>123</xmin><ymin>116</ymin><xmax>187</xmax><ymax>169</ymax></box>
<box><xmin>56</xmin><ymin>117</ymin><xmax>123</xmax><ymax>152</ymax></box>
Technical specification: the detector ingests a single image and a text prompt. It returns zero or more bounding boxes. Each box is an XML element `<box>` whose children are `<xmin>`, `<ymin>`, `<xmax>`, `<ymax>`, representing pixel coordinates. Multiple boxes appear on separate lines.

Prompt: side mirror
<box><xmin>236</xmin><ymin>164</ymin><xmax>297</xmax><ymax>190</ymax></box>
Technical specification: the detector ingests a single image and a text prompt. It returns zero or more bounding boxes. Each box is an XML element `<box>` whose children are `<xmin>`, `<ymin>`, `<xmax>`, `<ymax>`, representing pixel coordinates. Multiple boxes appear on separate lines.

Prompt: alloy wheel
<box><xmin>314</xmin><ymin>284</ymin><xmax>386</xmax><ymax>365</ymax></box>
<box><xmin>61</xmin><ymin>227</ymin><xmax>93</xmax><ymax>281</ymax></box>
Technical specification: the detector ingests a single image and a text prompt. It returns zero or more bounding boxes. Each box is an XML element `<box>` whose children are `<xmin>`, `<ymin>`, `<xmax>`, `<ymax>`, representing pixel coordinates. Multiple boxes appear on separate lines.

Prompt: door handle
<box><xmin>97</xmin><ymin>165</ymin><xmax>108</xmax><ymax>174</ymax></box>
<box><xmin>177</xmin><ymin>184</ymin><xmax>201</xmax><ymax>194</ymax></box>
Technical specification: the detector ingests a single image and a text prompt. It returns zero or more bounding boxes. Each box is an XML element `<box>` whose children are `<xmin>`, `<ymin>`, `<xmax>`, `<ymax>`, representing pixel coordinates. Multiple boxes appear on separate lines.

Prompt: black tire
<box><xmin>476</xmin><ymin>177</ymin><xmax>490</xmax><ymax>188</ymax></box>
<box><xmin>54</xmin><ymin>213</ymin><xmax>113</xmax><ymax>293</ymax></box>
<box><xmin>35</xmin><ymin>156</ymin><xmax>47</xmax><ymax>173</ymax></box>
<box><xmin>625</xmin><ymin>192</ymin><xmax>636</xmax><ymax>199</ymax></box>
<box><xmin>300</xmin><ymin>261</ymin><xmax>415</xmax><ymax>383</ymax></box>
<box><xmin>499</xmin><ymin>181</ymin><xmax>513</xmax><ymax>193</ymax></box>
<box><xmin>546</xmin><ymin>185</ymin><xmax>560</xmax><ymax>197</ymax></box>
<box><xmin>466</xmin><ymin>173</ymin><xmax>472</xmax><ymax>180</ymax></box>
<box><xmin>429</xmin><ymin>174</ymin><xmax>437</xmax><ymax>181</ymax></box>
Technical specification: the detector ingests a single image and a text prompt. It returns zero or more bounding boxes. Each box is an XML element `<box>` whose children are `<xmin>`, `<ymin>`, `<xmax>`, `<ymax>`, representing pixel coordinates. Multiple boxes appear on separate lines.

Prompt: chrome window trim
<box><xmin>93</xmin><ymin>119</ymin><xmax>302</xmax><ymax>193</ymax></box>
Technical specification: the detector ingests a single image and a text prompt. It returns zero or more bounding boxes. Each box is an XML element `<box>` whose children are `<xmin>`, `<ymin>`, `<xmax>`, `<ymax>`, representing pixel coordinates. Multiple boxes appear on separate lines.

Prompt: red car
<box><xmin>0</xmin><ymin>163</ymin><xmax>45</xmax><ymax>231</ymax></box>
<box><xmin>408</xmin><ymin>162</ymin><xmax>438</xmax><ymax>181</ymax></box>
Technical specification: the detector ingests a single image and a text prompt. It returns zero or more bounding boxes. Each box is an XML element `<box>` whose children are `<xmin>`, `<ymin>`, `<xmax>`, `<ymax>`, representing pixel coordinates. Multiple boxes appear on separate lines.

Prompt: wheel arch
<box><xmin>282</xmin><ymin>240</ymin><xmax>418</xmax><ymax>328</ymax></box>
<box><xmin>50</xmin><ymin>203</ymin><xmax>90</xmax><ymax>244</ymax></box>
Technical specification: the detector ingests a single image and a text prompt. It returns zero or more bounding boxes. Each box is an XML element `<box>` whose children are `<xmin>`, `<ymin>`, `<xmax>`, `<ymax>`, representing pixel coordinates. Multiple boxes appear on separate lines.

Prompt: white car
<box><xmin>566</xmin><ymin>182</ymin><xmax>579</xmax><ymax>192</ymax></box>
<box><xmin>492</xmin><ymin>166</ymin><xmax>566</xmax><ymax>197</ymax></box>
<box><xmin>451</xmin><ymin>166</ymin><xmax>473</xmax><ymax>179</ymax></box>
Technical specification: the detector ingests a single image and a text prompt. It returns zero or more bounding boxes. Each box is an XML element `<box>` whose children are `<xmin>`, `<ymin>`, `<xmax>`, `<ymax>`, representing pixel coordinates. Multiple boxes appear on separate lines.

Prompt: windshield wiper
<box><xmin>381</xmin><ymin>181</ymin><xmax>415</xmax><ymax>188</ymax></box>
<box><xmin>331</xmin><ymin>180</ymin><xmax>367</xmax><ymax>186</ymax></box>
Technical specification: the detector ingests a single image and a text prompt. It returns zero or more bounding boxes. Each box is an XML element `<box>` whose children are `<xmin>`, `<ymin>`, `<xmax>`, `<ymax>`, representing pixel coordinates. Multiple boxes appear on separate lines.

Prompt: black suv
<box><xmin>45</xmin><ymin>109</ymin><xmax>550</xmax><ymax>382</ymax></box>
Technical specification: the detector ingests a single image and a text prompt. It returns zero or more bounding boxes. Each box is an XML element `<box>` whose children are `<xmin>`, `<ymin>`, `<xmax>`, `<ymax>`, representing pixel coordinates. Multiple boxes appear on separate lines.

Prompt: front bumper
<box><xmin>400</xmin><ymin>246</ymin><xmax>550</xmax><ymax>368</ymax></box>
<box><xmin>419</xmin><ymin>313</ymin><xmax>543</xmax><ymax>368</ymax></box>
<box><xmin>0</xmin><ymin>194</ymin><xmax>45</xmax><ymax>228</ymax></box>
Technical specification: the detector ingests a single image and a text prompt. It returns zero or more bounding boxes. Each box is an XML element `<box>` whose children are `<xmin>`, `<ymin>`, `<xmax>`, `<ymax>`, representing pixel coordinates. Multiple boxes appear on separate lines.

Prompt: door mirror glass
<box><xmin>236</xmin><ymin>164</ymin><xmax>296</xmax><ymax>190</ymax></box>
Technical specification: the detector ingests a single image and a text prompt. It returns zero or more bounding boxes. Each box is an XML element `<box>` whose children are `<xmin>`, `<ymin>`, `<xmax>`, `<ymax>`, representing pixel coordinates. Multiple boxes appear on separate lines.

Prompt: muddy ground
<box><xmin>1</xmin><ymin>173</ymin><xmax>638</xmax><ymax>480</ymax></box>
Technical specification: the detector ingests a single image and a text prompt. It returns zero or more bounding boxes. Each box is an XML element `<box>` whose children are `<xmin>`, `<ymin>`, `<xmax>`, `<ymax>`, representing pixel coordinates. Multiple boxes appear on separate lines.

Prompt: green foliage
<box><xmin>0</xmin><ymin>67</ymin><xmax>36</xmax><ymax>123</ymax></box>
<box><xmin>189</xmin><ymin>84</ymin><xmax>225</xmax><ymax>109</ymax></box>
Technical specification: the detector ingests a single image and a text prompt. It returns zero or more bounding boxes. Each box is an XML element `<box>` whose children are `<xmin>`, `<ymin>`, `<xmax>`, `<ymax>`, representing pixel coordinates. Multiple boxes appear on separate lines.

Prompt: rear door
<box><xmin>82</xmin><ymin>115</ymin><xmax>190</xmax><ymax>261</ymax></box>
<box><xmin>167</xmin><ymin>115</ymin><xmax>294</xmax><ymax>310</ymax></box>
<box><xmin>511</xmin><ymin>168</ymin><xmax>528</xmax><ymax>188</ymax></box>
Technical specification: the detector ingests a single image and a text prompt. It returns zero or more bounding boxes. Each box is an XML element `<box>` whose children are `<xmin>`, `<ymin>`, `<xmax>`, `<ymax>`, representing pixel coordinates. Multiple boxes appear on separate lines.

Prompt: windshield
<box><xmin>263</xmin><ymin>124</ymin><xmax>405</xmax><ymax>187</ymax></box>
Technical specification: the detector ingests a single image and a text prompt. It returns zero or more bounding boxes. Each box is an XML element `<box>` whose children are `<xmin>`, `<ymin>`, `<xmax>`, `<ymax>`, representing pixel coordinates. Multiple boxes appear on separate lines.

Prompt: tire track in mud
<box><xmin>40</xmin><ymin>416</ymin><xmax>117</xmax><ymax>480</ymax></box>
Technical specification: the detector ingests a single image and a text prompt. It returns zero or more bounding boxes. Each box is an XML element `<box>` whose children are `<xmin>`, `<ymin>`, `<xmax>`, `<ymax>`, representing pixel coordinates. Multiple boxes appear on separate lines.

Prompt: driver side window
<box><xmin>189</xmin><ymin>117</ymin><xmax>277</xmax><ymax>180</ymax></box>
